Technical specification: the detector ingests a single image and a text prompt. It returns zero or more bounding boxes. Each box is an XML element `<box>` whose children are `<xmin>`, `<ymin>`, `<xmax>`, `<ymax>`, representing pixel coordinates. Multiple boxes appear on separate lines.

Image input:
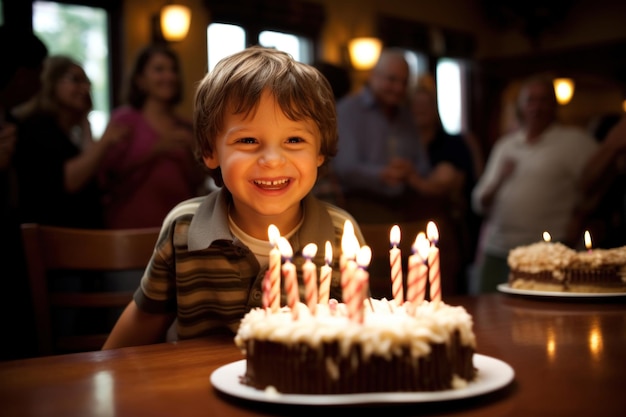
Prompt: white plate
<box><xmin>210</xmin><ymin>354</ymin><xmax>514</xmax><ymax>405</ymax></box>
<box><xmin>497</xmin><ymin>283</ymin><xmax>626</xmax><ymax>298</ymax></box>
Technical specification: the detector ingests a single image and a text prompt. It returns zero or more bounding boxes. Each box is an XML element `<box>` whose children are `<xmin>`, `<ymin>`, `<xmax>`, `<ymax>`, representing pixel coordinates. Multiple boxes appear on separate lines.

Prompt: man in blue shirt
<box><xmin>332</xmin><ymin>48</ymin><xmax>429</xmax><ymax>223</ymax></box>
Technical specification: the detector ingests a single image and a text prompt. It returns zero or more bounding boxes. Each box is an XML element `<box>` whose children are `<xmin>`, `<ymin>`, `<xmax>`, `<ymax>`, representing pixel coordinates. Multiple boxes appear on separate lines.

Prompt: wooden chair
<box><xmin>20</xmin><ymin>223</ymin><xmax>162</xmax><ymax>356</ymax></box>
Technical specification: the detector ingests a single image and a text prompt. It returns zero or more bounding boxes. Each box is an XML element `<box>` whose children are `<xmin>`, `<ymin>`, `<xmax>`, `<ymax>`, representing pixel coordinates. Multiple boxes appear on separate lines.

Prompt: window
<box><xmin>436</xmin><ymin>58</ymin><xmax>467</xmax><ymax>135</ymax></box>
<box><xmin>405</xmin><ymin>50</ymin><xmax>429</xmax><ymax>92</ymax></box>
<box><xmin>207</xmin><ymin>23</ymin><xmax>313</xmax><ymax>73</ymax></box>
<box><xmin>259</xmin><ymin>30</ymin><xmax>311</xmax><ymax>63</ymax></box>
<box><xmin>32</xmin><ymin>1</ymin><xmax>110</xmax><ymax>138</ymax></box>
<box><xmin>207</xmin><ymin>23</ymin><xmax>245</xmax><ymax>73</ymax></box>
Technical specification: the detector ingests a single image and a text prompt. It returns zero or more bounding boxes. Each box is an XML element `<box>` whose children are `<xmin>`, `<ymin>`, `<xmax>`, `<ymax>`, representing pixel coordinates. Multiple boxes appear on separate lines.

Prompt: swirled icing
<box><xmin>235</xmin><ymin>298</ymin><xmax>476</xmax><ymax>360</ymax></box>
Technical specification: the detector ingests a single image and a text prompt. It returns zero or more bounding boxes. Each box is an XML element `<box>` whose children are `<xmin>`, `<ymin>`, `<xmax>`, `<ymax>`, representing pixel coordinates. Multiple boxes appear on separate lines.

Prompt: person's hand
<box><xmin>0</xmin><ymin>122</ymin><xmax>17</xmax><ymax>170</ymax></box>
<box><xmin>99</xmin><ymin>121</ymin><xmax>131</xmax><ymax>148</ymax></box>
<box><xmin>381</xmin><ymin>157</ymin><xmax>413</xmax><ymax>186</ymax></box>
<box><xmin>603</xmin><ymin>117</ymin><xmax>626</xmax><ymax>154</ymax></box>
<box><xmin>499</xmin><ymin>157</ymin><xmax>516</xmax><ymax>182</ymax></box>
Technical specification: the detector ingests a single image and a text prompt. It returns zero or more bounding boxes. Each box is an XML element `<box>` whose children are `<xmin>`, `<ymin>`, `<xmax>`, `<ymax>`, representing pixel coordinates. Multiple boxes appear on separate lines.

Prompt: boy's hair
<box><xmin>193</xmin><ymin>46</ymin><xmax>338</xmax><ymax>187</ymax></box>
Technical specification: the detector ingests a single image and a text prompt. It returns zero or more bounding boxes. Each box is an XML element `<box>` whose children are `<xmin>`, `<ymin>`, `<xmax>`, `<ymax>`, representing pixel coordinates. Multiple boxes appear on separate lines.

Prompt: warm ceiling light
<box><xmin>348</xmin><ymin>37</ymin><xmax>382</xmax><ymax>71</ymax></box>
<box><xmin>553</xmin><ymin>78</ymin><xmax>575</xmax><ymax>105</ymax></box>
<box><xmin>160</xmin><ymin>4</ymin><xmax>191</xmax><ymax>42</ymax></box>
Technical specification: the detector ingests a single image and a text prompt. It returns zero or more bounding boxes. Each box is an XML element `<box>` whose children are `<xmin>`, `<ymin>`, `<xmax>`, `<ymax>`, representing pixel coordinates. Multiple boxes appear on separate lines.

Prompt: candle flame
<box><xmin>268</xmin><ymin>224</ymin><xmax>280</xmax><ymax>246</ymax></box>
<box><xmin>543</xmin><ymin>231</ymin><xmax>551</xmax><ymax>242</ymax></box>
<box><xmin>413</xmin><ymin>232</ymin><xmax>430</xmax><ymax>261</ymax></box>
<box><xmin>277</xmin><ymin>236</ymin><xmax>294</xmax><ymax>259</ymax></box>
<box><xmin>325</xmin><ymin>241</ymin><xmax>333</xmax><ymax>265</ymax></box>
<box><xmin>341</xmin><ymin>220</ymin><xmax>359</xmax><ymax>258</ymax></box>
<box><xmin>426</xmin><ymin>221</ymin><xmax>439</xmax><ymax>243</ymax></box>
<box><xmin>390</xmin><ymin>224</ymin><xmax>401</xmax><ymax>247</ymax></box>
<box><xmin>303</xmin><ymin>242</ymin><xmax>318</xmax><ymax>259</ymax></box>
<box><xmin>584</xmin><ymin>230</ymin><xmax>592</xmax><ymax>250</ymax></box>
<box><xmin>356</xmin><ymin>245</ymin><xmax>372</xmax><ymax>268</ymax></box>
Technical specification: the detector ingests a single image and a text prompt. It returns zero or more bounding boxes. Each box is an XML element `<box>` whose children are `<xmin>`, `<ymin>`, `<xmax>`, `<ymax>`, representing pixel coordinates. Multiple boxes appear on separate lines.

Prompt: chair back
<box><xmin>20</xmin><ymin>223</ymin><xmax>161</xmax><ymax>356</ymax></box>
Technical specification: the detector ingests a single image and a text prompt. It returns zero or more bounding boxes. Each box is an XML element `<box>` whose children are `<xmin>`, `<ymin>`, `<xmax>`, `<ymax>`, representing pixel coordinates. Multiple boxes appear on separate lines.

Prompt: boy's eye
<box><xmin>237</xmin><ymin>137</ymin><xmax>257</xmax><ymax>144</ymax></box>
<box><xmin>286</xmin><ymin>136</ymin><xmax>304</xmax><ymax>144</ymax></box>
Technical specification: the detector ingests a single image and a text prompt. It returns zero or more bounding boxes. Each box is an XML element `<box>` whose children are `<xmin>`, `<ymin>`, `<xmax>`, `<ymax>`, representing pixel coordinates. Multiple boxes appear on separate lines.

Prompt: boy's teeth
<box><xmin>255</xmin><ymin>179</ymin><xmax>288</xmax><ymax>185</ymax></box>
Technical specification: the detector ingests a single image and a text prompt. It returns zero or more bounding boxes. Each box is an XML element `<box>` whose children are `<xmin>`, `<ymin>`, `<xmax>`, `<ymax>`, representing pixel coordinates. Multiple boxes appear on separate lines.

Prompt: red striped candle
<box><xmin>302</xmin><ymin>243</ymin><xmax>318</xmax><ymax>314</ymax></box>
<box><xmin>318</xmin><ymin>241</ymin><xmax>333</xmax><ymax>304</ymax></box>
<box><xmin>278</xmin><ymin>237</ymin><xmax>299</xmax><ymax>319</ymax></box>
<box><xmin>389</xmin><ymin>224</ymin><xmax>404</xmax><ymax>305</ymax></box>
<box><xmin>427</xmin><ymin>221</ymin><xmax>441</xmax><ymax>302</ymax></box>
<box><xmin>351</xmin><ymin>245</ymin><xmax>371</xmax><ymax>323</ymax></box>
<box><xmin>407</xmin><ymin>232</ymin><xmax>429</xmax><ymax>309</ymax></box>
<box><xmin>267</xmin><ymin>225</ymin><xmax>281</xmax><ymax>312</ymax></box>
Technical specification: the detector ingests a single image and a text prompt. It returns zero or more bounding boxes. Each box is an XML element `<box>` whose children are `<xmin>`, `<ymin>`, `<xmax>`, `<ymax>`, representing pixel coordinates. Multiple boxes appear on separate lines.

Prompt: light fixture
<box><xmin>159</xmin><ymin>4</ymin><xmax>191</xmax><ymax>42</ymax></box>
<box><xmin>553</xmin><ymin>78</ymin><xmax>575</xmax><ymax>105</ymax></box>
<box><xmin>348</xmin><ymin>37</ymin><xmax>382</xmax><ymax>71</ymax></box>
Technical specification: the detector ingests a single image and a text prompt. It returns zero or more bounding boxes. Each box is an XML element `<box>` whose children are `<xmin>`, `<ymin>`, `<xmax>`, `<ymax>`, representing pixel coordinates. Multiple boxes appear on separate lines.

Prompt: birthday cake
<box><xmin>507</xmin><ymin>242</ymin><xmax>626</xmax><ymax>293</ymax></box>
<box><xmin>234</xmin><ymin>298</ymin><xmax>476</xmax><ymax>394</ymax></box>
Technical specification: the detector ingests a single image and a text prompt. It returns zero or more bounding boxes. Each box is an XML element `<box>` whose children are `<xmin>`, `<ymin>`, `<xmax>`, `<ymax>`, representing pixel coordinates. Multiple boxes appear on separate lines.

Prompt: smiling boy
<box><xmin>103</xmin><ymin>46</ymin><xmax>362</xmax><ymax>349</ymax></box>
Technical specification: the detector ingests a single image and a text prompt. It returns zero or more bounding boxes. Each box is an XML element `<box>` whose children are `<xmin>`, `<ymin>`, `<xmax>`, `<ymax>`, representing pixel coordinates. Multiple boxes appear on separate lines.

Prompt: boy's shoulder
<box><xmin>162</xmin><ymin>195</ymin><xmax>207</xmax><ymax>225</ymax></box>
<box><xmin>315</xmin><ymin>199</ymin><xmax>363</xmax><ymax>240</ymax></box>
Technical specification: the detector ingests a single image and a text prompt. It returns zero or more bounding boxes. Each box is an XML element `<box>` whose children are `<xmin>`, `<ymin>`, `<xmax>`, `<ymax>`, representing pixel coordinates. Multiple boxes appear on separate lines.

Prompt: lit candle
<box><xmin>261</xmin><ymin>270</ymin><xmax>271</xmax><ymax>311</ymax></box>
<box><xmin>406</xmin><ymin>232</ymin><xmax>429</xmax><ymax>308</ymax></box>
<box><xmin>278</xmin><ymin>237</ymin><xmax>299</xmax><ymax>319</ymax></box>
<box><xmin>389</xmin><ymin>224</ymin><xmax>404</xmax><ymax>306</ymax></box>
<box><xmin>351</xmin><ymin>245</ymin><xmax>371</xmax><ymax>323</ymax></box>
<box><xmin>302</xmin><ymin>243</ymin><xmax>318</xmax><ymax>314</ymax></box>
<box><xmin>427</xmin><ymin>221</ymin><xmax>441</xmax><ymax>302</ymax></box>
<box><xmin>340</xmin><ymin>220</ymin><xmax>358</xmax><ymax>306</ymax></box>
<box><xmin>543</xmin><ymin>231</ymin><xmax>551</xmax><ymax>242</ymax></box>
<box><xmin>318</xmin><ymin>241</ymin><xmax>333</xmax><ymax>304</ymax></box>
<box><xmin>340</xmin><ymin>220</ymin><xmax>357</xmax><ymax>272</ymax></box>
<box><xmin>584</xmin><ymin>230</ymin><xmax>592</xmax><ymax>253</ymax></box>
<box><xmin>267</xmin><ymin>225</ymin><xmax>282</xmax><ymax>312</ymax></box>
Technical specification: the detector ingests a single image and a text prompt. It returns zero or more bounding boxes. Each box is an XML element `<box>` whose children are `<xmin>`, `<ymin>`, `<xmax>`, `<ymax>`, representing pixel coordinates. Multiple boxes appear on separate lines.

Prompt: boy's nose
<box><xmin>259</xmin><ymin>147</ymin><xmax>285</xmax><ymax>167</ymax></box>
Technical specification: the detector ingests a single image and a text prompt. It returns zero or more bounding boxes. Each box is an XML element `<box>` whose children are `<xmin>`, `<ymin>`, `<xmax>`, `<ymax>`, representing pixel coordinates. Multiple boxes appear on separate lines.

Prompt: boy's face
<box><xmin>204</xmin><ymin>90</ymin><xmax>324</xmax><ymax>235</ymax></box>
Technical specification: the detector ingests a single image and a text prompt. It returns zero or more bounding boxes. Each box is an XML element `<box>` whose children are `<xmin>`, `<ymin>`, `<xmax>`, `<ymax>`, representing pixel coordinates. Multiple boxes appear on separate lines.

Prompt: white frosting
<box><xmin>235</xmin><ymin>298</ymin><xmax>476</xmax><ymax>360</ymax></box>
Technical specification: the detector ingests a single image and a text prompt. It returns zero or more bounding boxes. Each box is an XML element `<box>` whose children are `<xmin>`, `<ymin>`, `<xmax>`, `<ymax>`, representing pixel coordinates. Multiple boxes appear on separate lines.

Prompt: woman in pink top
<box><xmin>99</xmin><ymin>44</ymin><xmax>206</xmax><ymax>229</ymax></box>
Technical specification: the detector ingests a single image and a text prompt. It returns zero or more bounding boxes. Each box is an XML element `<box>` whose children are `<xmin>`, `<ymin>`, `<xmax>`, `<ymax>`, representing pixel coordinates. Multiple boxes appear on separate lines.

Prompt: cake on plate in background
<box><xmin>507</xmin><ymin>241</ymin><xmax>626</xmax><ymax>293</ymax></box>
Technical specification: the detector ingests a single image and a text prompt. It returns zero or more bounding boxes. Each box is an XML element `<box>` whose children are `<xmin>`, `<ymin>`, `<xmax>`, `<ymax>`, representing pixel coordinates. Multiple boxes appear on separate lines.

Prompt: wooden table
<box><xmin>1</xmin><ymin>293</ymin><xmax>625</xmax><ymax>417</ymax></box>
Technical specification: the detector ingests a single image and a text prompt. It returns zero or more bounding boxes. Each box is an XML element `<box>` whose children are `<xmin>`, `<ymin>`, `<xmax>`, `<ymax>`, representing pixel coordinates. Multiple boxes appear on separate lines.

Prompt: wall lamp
<box><xmin>553</xmin><ymin>78</ymin><xmax>575</xmax><ymax>105</ymax></box>
<box><xmin>348</xmin><ymin>37</ymin><xmax>382</xmax><ymax>71</ymax></box>
<box><xmin>153</xmin><ymin>3</ymin><xmax>191</xmax><ymax>42</ymax></box>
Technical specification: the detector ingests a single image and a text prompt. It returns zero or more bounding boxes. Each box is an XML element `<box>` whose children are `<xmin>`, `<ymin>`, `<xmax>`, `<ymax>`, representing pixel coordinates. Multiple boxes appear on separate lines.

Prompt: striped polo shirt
<box><xmin>134</xmin><ymin>187</ymin><xmax>363</xmax><ymax>340</ymax></box>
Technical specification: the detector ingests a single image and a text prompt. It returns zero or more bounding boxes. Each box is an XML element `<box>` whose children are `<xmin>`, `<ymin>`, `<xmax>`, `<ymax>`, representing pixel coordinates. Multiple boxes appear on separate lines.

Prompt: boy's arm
<box><xmin>102</xmin><ymin>300</ymin><xmax>175</xmax><ymax>350</ymax></box>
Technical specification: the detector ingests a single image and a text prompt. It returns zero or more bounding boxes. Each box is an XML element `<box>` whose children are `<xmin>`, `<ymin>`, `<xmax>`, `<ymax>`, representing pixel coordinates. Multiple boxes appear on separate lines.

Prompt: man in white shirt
<box><xmin>471</xmin><ymin>74</ymin><xmax>598</xmax><ymax>292</ymax></box>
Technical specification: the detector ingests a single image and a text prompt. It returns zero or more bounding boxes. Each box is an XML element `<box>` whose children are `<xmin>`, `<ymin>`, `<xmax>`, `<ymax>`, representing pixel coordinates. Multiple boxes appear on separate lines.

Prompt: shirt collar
<box><xmin>187</xmin><ymin>188</ymin><xmax>232</xmax><ymax>251</ymax></box>
<box><xmin>187</xmin><ymin>188</ymin><xmax>335</xmax><ymax>254</ymax></box>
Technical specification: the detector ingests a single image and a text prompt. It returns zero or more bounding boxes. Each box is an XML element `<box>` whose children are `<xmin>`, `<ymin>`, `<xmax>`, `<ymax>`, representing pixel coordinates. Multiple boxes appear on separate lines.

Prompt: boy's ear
<box><xmin>317</xmin><ymin>155</ymin><xmax>325</xmax><ymax>167</ymax></box>
<box><xmin>203</xmin><ymin>154</ymin><xmax>220</xmax><ymax>169</ymax></box>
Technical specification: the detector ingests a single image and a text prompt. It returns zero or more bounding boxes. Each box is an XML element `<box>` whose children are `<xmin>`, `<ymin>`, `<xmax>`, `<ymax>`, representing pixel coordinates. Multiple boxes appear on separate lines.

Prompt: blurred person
<box><xmin>332</xmin><ymin>48</ymin><xmax>430</xmax><ymax>223</ymax></box>
<box><xmin>0</xmin><ymin>26</ymin><xmax>48</xmax><ymax>360</ymax></box>
<box><xmin>99</xmin><ymin>44</ymin><xmax>206</xmax><ymax>229</ymax></box>
<box><xmin>470</xmin><ymin>74</ymin><xmax>599</xmax><ymax>293</ymax></box>
<box><xmin>14</xmin><ymin>55</ymin><xmax>126</xmax><ymax>228</ymax></box>
<box><xmin>311</xmin><ymin>60</ymin><xmax>351</xmax><ymax>208</ymax></box>
<box><xmin>406</xmin><ymin>79</ymin><xmax>479</xmax><ymax>294</ymax></box>
<box><xmin>568</xmin><ymin>113</ymin><xmax>626</xmax><ymax>249</ymax></box>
